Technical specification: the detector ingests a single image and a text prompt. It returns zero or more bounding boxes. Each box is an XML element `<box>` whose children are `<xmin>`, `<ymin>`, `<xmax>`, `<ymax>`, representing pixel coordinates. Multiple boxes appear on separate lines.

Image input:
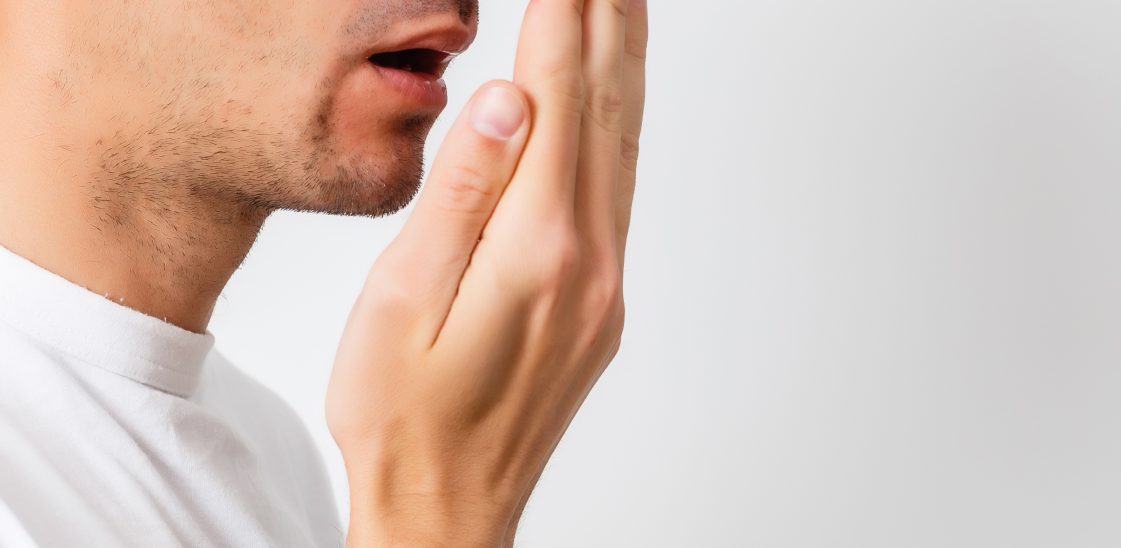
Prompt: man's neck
<box><xmin>0</xmin><ymin>35</ymin><xmax>276</xmax><ymax>334</ymax></box>
<box><xmin>0</xmin><ymin>166</ymin><xmax>269</xmax><ymax>334</ymax></box>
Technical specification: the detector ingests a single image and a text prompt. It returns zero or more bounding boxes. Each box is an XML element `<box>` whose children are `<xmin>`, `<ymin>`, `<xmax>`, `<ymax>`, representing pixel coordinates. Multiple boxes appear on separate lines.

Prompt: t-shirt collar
<box><xmin>0</xmin><ymin>243</ymin><xmax>215</xmax><ymax>397</ymax></box>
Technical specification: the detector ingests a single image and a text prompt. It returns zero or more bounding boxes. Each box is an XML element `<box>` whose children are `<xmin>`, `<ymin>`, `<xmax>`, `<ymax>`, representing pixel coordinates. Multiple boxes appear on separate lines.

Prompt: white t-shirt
<box><xmin>0</xmin><ymin>243</ymin><xmax>344</xmax><ymax>547</ymax></box>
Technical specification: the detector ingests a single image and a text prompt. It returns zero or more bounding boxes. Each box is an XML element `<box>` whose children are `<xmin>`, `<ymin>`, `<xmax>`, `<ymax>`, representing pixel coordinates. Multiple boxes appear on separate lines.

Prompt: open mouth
<box><xmin>368</xmin><ymin>49</ymin><xmax>455</xmax><ymax>79</ymax></box>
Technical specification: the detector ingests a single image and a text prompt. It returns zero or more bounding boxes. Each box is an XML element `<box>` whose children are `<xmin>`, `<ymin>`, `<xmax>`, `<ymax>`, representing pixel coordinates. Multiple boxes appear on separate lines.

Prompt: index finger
<box><xmin>511</xmin><ymin>0</ymin><xmax>587</xmax><ymax>214</ymax></box>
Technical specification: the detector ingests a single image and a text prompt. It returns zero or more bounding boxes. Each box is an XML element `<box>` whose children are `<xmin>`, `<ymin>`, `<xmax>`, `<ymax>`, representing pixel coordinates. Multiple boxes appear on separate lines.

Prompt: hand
<box><xmin>325</xmin><ymin>0</ymin><xmax>648</xmax><ymax>546</ymax></box>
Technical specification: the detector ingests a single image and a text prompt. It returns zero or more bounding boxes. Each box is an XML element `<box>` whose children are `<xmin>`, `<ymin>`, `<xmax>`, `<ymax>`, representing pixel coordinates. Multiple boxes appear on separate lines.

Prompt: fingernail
<box><xmin>471</xmin><ymin>86</ymin><xmax>525</xmax><ymax>141</ymax></box>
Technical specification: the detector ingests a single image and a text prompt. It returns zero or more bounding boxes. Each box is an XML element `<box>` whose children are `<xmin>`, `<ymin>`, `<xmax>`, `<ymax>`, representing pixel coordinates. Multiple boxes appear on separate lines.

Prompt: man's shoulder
<box><xmin>0</xmin><ymin>320</ymin><xmax>67</xmax><ymax>366</ymax></box>
<box><xmin>0</xmin><ymin>412</ymin><xmax>136</xmax><ymax>547</ymax></box>
<box><xmin>194</xmin><ymin>350</ymin><xmax>341</xmax><ymax>524</ymax></box>
<box><xmin>0</xmin><ymin>321</ymin><xmax>99</xmax><ymax>411</ymax></box>
<box><xmin>198</xmin><ymin>350</ymin><xmax>332</xmax><ymax>474</ymax></box>
<box><xmin>193</xmin><ymin>350</ymin><xmax>313</xmax><ymax>437</ymax></box>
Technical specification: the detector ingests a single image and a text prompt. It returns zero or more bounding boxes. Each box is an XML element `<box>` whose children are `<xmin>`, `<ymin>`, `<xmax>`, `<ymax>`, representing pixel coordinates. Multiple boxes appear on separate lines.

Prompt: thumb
<box><xmin>378</xmin><ymin>81</ymin><xmax>530</xmax><ymax>337</ymax></box>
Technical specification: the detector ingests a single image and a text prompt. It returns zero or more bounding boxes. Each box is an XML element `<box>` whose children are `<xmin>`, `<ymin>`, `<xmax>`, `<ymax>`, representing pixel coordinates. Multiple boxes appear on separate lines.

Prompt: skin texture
<box><xmin>0</xmin><ymin>0</ymin><xmax>477</xmax><ymax>331</ymax></box>
<box><xmin>0</xmin><ymin>0</ymin><xmax>647</xmax><ymax>545</ymax></box>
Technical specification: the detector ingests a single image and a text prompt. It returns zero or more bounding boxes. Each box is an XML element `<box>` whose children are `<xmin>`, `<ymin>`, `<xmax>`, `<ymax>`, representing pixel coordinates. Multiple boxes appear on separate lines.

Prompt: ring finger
<box><xmin>574</xmin><ymin>0</ymin><xmax>630</xmax><ymax>265</ymax></box>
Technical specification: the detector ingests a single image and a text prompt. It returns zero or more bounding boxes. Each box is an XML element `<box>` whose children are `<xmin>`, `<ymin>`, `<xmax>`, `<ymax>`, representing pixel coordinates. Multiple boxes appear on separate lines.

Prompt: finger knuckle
<box><xmin>437</xmin><ymin>164</ymin><xmax>497</xmax><ymax>214</ymax></box>
<box><xmin>585</xmin><ymin>269</ymin><xmax>624</xmax><ymax>319</ymax></box>
<box><xmin>585</xmin><ymin>84</ymin><xmax>625</xmax><ymax>132</ymax></box>
<box><xmin>565</xmin><ymin>0</ymin><xmax>586</xmax><ymax>18</ymax></box>
<box><xmin>590</xmin><ymin>288</ymin><xmax>627</xmax><ymax>361</ymax></box>
<box><xmin>625</xmin><ymin>33</ymin><xmax>649</xmax><ymax>61</ymax></box>
<box><xmin>604</xmin><ymin>303</ymin><xmax>626</xmax><ymax>357</ymax></box>
<box><xmin>613</xmin><ymin>302</ymin><xmax>627</xmax><ymax>337</ymax></box>
<box><xmin>557</xmin><ymin>74</ymin><xmax>587</xmax><ymax>116</ymax></box>
<box><xmin>548</xmin><ymin>239</ymin><xmax>583</xmax><ymax>289</ymax></box>
<box><xmin>606</xmin><ymin>329</ymin><xmax>624</xmax><ymax>361</ymax></box>
<box><xmin>532</xmin><ymin>66</ymin><xmax>585</xmax><ymax>116</ymax></box>
<box><xmin>600</xmin><ymin>307</ymin><xmax>626</xmax><ymax>359</ymax></box>
<box><xmin>358</xmin><ymin>268</ymin><xmax>415</xmax><ymax>313</ymax></box>
<box><xmin>528</xmin><ymin>231</ymin><xmax>582</xmax><ymax>292</ymax></box>
<box><xmin>606</xmin><ymin>0</ymin><xmax>630</xmax><ymax>18</ymax></box>
<box><xmin>620</xmin><ymin>131</ymin><xmax>642</xmax><ymax>173</ymax></box>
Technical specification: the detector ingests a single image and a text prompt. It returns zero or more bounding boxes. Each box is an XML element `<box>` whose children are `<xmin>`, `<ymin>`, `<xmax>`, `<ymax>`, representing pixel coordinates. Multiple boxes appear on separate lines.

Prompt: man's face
<box><xmin>73</xmin><ymin>0</ymin><xmax>478</xmax><ymax>217</ymax></box>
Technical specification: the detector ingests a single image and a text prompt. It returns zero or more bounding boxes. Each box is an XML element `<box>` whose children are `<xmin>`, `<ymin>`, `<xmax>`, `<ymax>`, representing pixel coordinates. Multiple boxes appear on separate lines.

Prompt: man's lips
<box><xmin>361</xmin><ymin>20</ymin><xmax>476</xmax><ymax>108</ymax></box>
<box><xmin>364</xmin><ymin>21</ymin><xmax>475</xmax><ymax>61</ymax></box>
<box><xmin>369</xmin><ymin>49</ymin><xmax>457</xmax><ymax>80</ymax></box>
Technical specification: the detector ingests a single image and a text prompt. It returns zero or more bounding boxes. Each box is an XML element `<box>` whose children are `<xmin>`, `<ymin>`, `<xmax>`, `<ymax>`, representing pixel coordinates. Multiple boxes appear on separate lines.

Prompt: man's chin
<box><xmin>242</xmin><ymin>151</ymin><xmax>425</xmax><ymax>218</ymax></box>
<box><xmin>307</xmin><ymin>164</ymin><xmax>425</xmax><ymax>218</ymax></box>
<box><xmin>251</xmin><ymin>112</ymin><xmax>436</xmax><ymax>217</ymax></box>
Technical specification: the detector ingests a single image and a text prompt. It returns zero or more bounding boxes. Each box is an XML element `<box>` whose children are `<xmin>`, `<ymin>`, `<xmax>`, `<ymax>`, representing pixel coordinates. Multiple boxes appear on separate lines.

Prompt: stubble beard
<box><xmin>92</xmin><ymin>84</ymin><xmax>437</xmax><ymax>239</ymax></box>
<box><xmin>222</xmin><ymin>99</ymin><xmax>437</xmax><ymax>220</ymax></box>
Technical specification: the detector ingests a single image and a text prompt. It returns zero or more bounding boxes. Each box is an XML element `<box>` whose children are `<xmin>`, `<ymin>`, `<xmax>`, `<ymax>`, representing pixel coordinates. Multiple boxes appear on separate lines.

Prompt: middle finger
<box><xmin>574</xmin><ymin>0</ymin><xmax>629</xmax><ymax>263</ymax></box>
<box><xmin>511</xmin><ymin>0</ymin><xmax>588</xmax><ymax>214</ymax></box>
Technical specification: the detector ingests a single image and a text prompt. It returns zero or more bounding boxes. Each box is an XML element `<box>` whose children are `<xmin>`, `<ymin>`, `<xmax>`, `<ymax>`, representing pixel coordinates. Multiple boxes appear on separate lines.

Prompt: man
<box><xmin>0</xmin><ymin>0</ymin><xmax>647</xmax><ymax>545</ymax></box>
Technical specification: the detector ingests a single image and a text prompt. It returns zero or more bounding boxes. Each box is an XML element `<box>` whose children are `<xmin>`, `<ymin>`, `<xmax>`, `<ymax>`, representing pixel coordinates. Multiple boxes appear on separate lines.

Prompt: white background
<box><xmin>210</xmin><ymin>1</ymin><xmax>1121</xmax><ymax>546</ymax></box>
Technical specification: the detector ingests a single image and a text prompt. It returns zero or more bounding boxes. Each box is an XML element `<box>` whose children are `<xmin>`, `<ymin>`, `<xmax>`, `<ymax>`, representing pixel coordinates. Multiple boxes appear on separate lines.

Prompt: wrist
<box><xmin>343</xmin><ymin>465</ymin><xmax>518</xmax><ymax>548</ymax></box>
<box><xmin>345</xmin><ymin>495</ymin><xmax>513</xmax><ymax>548</ymax></box>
